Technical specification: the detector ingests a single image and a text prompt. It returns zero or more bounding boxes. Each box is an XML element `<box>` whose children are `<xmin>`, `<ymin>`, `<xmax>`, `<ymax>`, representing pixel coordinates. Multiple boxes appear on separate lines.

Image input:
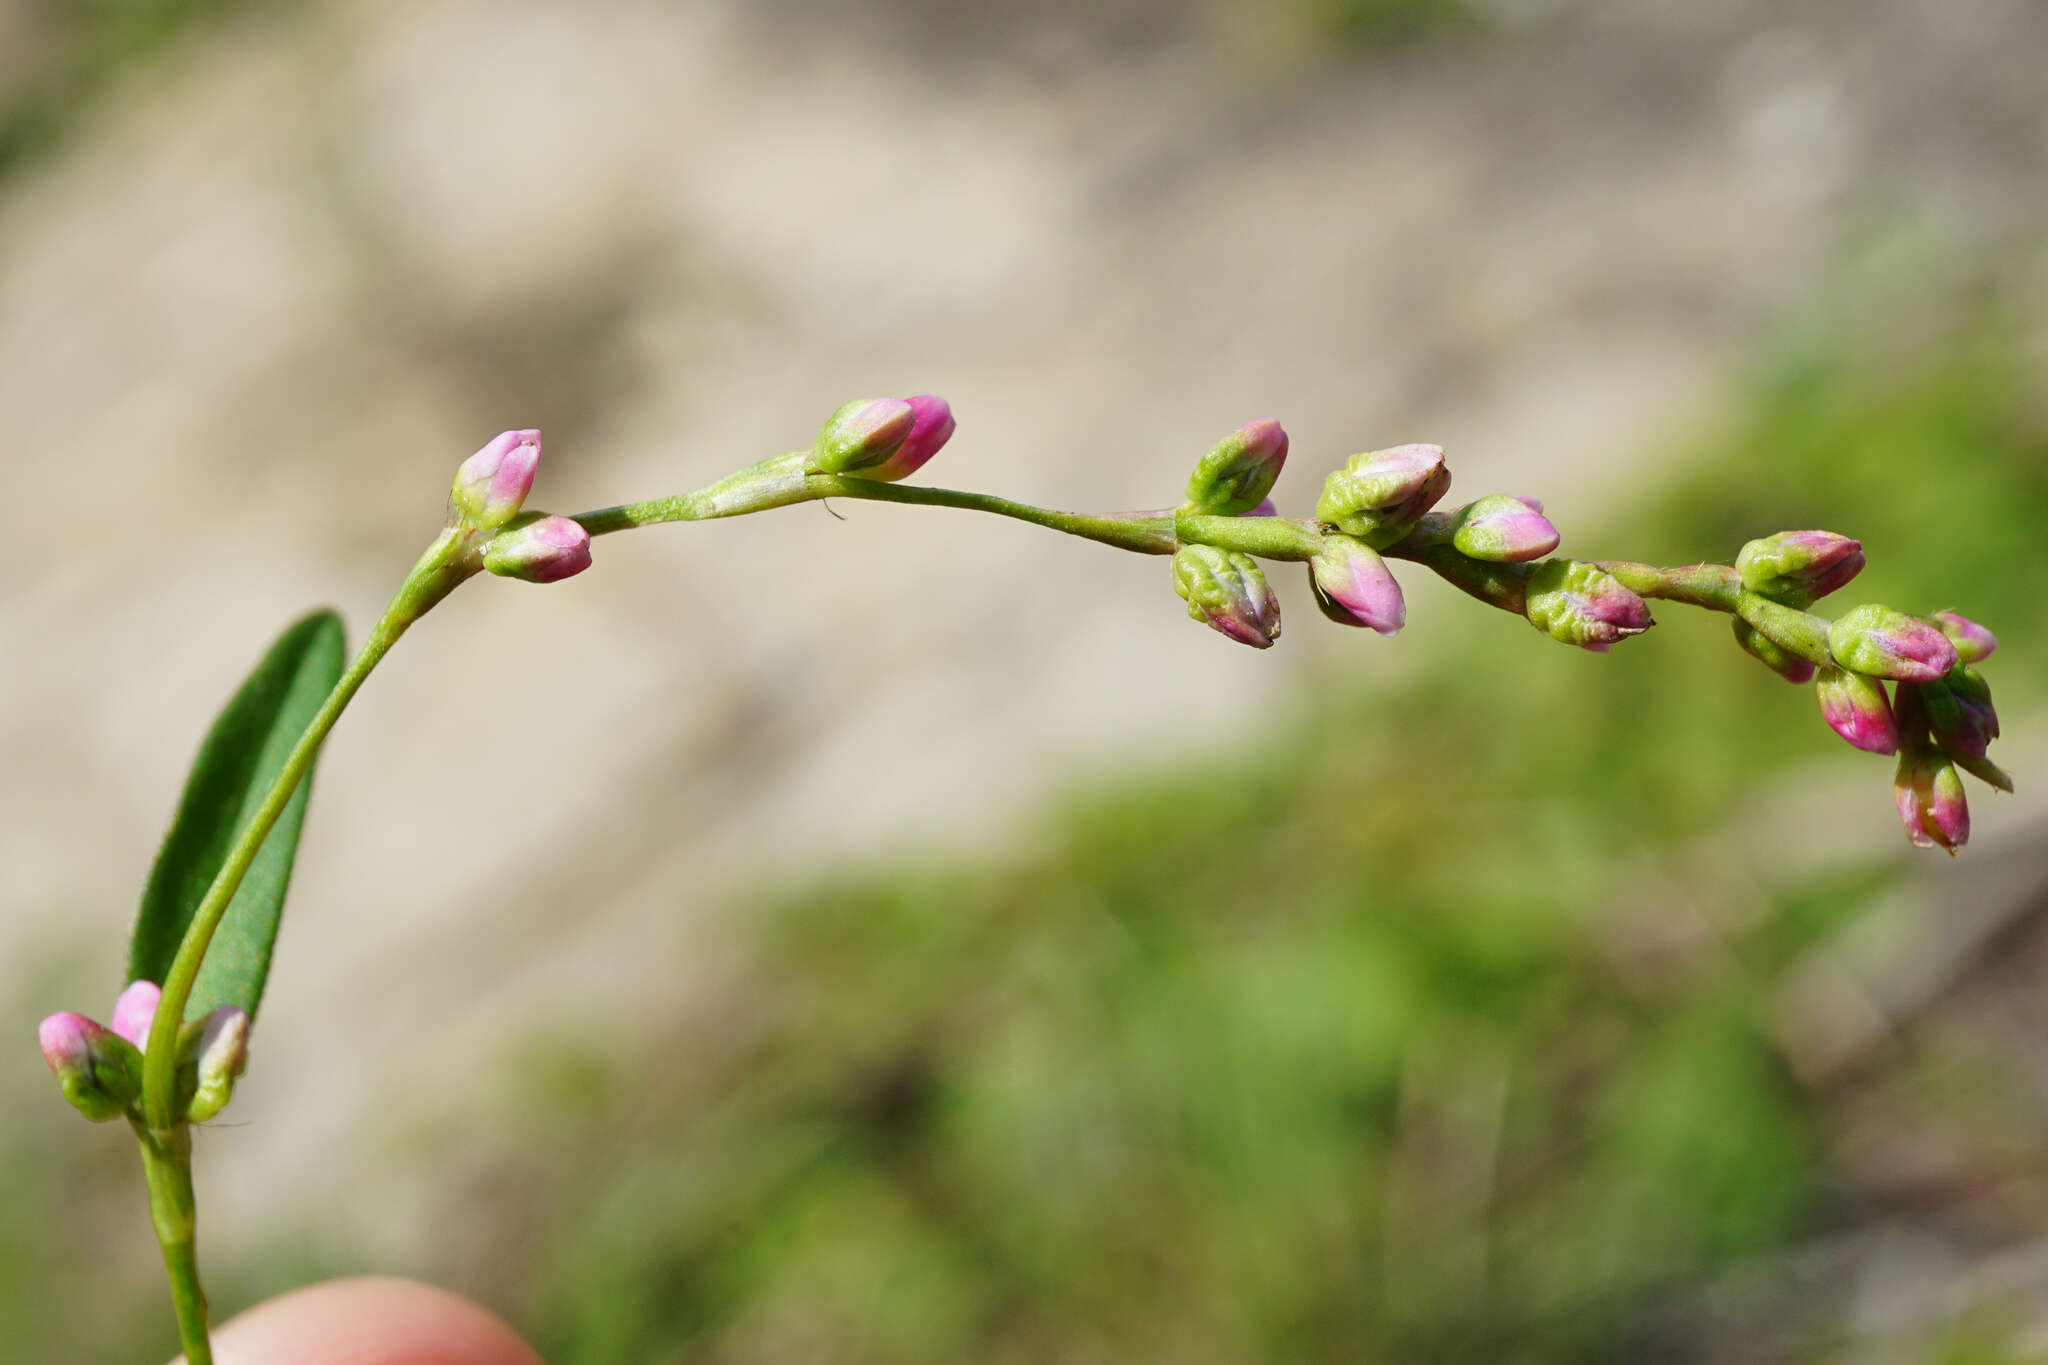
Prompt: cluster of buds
<box><xmin>1168</xmin><ymin>424</ymin><xmax>1654</xmax><ymax>655</ymax></box>
<box><xmin>1724</xmin><ymin>532</ymin><xmax>2008</xmax><ymax>853</ymax></box>
<box><xmin>38</xmin><ymin>981</ymin><xmax>248</xmax><ymax>1125</ymax></box>
<box><xmin>1150</xmin><ymin>422</ymin><xmax>2007</xmax><ymax>850</ymax></box>
<box><xmin>449</xmin><ymin>430</ymin><xmax>593</xmax><ymax>584</ymax></box>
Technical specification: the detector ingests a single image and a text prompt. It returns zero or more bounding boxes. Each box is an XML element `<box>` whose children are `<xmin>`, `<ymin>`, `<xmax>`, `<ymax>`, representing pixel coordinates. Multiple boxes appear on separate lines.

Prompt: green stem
<box><xmin>805</xmin><ymin>476</ymin><xmax>1176</xmax><ymax>554</ymax></box>
<box><xmin>572</xmin><ymin>458</ymin><xmax>1178</xmax><ymax>556</ymax></box>
<box><xmin>1596</xmin><ymin>560</ymin><xmax>1742</xmax><ymax>611</ymax></box>
<box><xmin>134</xmin><ymin>1122</ymin><xmax>210</xmax><ymax>1364</ymax></box>
<box><xmin>139</xmin><ymin>532</ymin><xmax>474</xmax><ymax>1130</ymax></box>
<box><xmin>1173</xmin><ymin>512</ymin><xmax>1324</xmax><ymax>560</ymax></box>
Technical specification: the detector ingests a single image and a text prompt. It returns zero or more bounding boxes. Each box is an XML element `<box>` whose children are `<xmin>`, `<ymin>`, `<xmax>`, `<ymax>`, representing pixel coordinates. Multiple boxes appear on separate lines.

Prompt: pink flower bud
<box><xmin>184</xmin><ymin>1007</ymin><xmax>251</xmax><ymax>1124</ymax></box>
<box><xmin>1449</xmin><ymin>496</ymin><xmax>1560</xmax><ymax>563</ymax></box>
<box><xmin>110</xmin><ymin>979</ymin><xmax>161</xmax><ymax>1048</ymax></box>
<box><xmin>39</xmin><ymin>1012</ymin><xmax>100</xmax><ymax>1078</ymax></box>
<box><xmin>1309</xmin><ymin>535</ymin><xmax>1406</xmax><ymax>635</ymax></box>
<box><xmin>39</xmin><ymin>1011</ymin><xmax>141</xmax><ymax>1121</ymax></box>
<box><xmin>1933</xmin><ymin>611</ymin><xmax>1997</xmax><ymax>664</ymax></box>
<box><xmin>451</xmin><ymin>430</ymin><xmax>543</xmax><ymax>530</ymax></box>
<box><xmin>1815</xmin><ymin>669</ymin><xmax>1897</xmax><ymax>754</ymax></box>
<box><xmin>1736</xmin><ymin>530</ymin><xmax>1864</xmax><ymax>606</ymax></box>
<box><xmin>1184</xmin><ymin>418</ymin><xmax>1289</xmax><ymax>517</ymax></box>
<box><xmin>1172</xmin><ymin>544</ymin><xmax>1280</xmax><ymax>649</ymax></box>
<box><xmin>1315</xmin><ymin>444</ymin><xmax>1451</xmax><ymax>545</ymax></box>
<box><xmin>812</xmin><ymin>398</ymin><xmax>917</xmax><ymax>474</ymax></box>
<box><xmin>1923</xmin><ymin>668</ymin><xmax>1998</xmax><ymax>763</ymax></box>
<box><xmin>1895</xmin><ymin>749</ymin><xmax>1969</xmax><ymax>854</ymax></box>
<box><xmin>856</xmin><ymin>395</ymin><xmax>956</xmax><ymax>483</ymax></box>
<box><xmin>1827</xmin><ymin>605</ymin><xmax>1957</xmax><ymax>683</ymax></box>
<box><xmin>1525</xmin><ymin>560</ymin><xmax>1654</xmax><ymax>652</ymax></box>
<box><xmin>483</xmin><ymin>514</ymin><xmax>593</xmax><ymax>583</ymax></box>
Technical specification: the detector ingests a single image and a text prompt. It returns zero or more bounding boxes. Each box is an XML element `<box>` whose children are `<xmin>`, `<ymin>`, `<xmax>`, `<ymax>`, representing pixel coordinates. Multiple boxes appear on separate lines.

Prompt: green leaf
<box><xmin>126</xmin><ymin>610</ymin><xmax>347</xmax><ymax>1020</ymax></box>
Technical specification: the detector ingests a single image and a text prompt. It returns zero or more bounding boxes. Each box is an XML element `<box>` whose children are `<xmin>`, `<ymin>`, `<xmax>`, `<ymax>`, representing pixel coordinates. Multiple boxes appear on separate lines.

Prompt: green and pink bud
<box><xmin>1309</xmin><ymin>535</ymin><xmax>1405</xmax><ymax>635</ymax></box>
<box><xmin>1922</xmin><ymin>668</ymin><xmax>1999</xmax><ymax>763</ymax></box>
<box><xmin>38</xmin><ymin>1010</ymin><xmax>143</xmax><ymax>1122</ymax></box>
<box><xmin>483</xmin><ymin>514</ymin><xmax>593</xmax><ymax>584</ymax></box>
<box><xmin>811</xmin><ymin>398</ymin><xmax>917</xmax><ymax>475</ymax></box>
<box><xmin>1524</xmin><ymin>560</ymin><xmax>1654</xmax><ymax>652</ymax></box>
<box><xmin>1172</xmin><ymin>544</ymin><xmax>1280</xmax><ymax>649</ymax></box>
<box><xmin>852</xmin><ymin>395</ymin><xmax>955</xmax><ymax>483</ymax></box>
<box><xmin>1449</xmin><ymin>495</ymin><xmax>1559</xmax><ymax>563</ymax></box>
<box><xmin>1315</xmin><ymin>444</ymin><xmax>1451</xmax><ymax>547</ymax></box>
<box><xmin>1736</xmin><ymin>530</ymin><xmax>1864</xmax><ymax>606</ymax></box>
<box><xmin>1184</xmin><ymin>418</ymin><xmax>1289</xmax><ymax>517</ymax></box>
<box><xmin>1827</xmin><ymin>604</ymin><xmax>1957</xmax><ymax>683</ymax></box>
<box><xmin>183</xmin><ymin>1006</ymin><xmax>251</xmax><ymax>1124</ymax></box>
<box><xmin>1815</xmin><ymin>669</ymin><xmax>1897</xmax><ymax>754</ymax></box>
<box><xmin>1732</xmin><ymin>619</ymin><xmax>1816</xmax><ymax>683</ymax></box>
<box><xmin>1895</xmin><ymin>747</ymin><xmax>1969</xmax><ymax>854</ymax></box>
<box><xmin>1933</xmin><ymin>611</ymin><xmax>1997</xmax><ymax>664</ymax></box>
<box><xmin>451</xmin><ymin>429</ymin><xmax>543</xmax><ymax>531</ymax></box>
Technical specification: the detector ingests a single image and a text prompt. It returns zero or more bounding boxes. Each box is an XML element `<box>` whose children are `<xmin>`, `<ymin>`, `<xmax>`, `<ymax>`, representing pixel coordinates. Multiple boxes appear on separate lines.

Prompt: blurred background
<box><xmin>3</xmin><ymin>0</ymin><xmax>2047</xmax><ymax>1359</ymax></box>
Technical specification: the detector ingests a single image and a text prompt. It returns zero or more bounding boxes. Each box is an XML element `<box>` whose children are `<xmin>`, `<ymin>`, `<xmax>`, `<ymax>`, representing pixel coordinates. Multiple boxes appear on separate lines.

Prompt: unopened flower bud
<box><xmin>1731</xmin><ymin>618</ymin><xmax>1816</xmax><ymax>683</ymax></box>
<box><xmin>483</xmin><ymin>514</ymin><xmax>593</xmax><ymax>584</ymax></box>
<box><xmin>1933</xmin><ymin>611</ymin><xmax>1997</xmax><ymax>664</ymax></box>
<box><xmin>1309</xmin><ymin>535</ymin><xmax>1405</xmax><ymax>635</ymax></box>
<box><xmin>1736</xmin><ymin>531</ymin><xmax>1864</xmax><ymax>606</ymax></box>
<box><xmin>1896</xmin><ymin>747</ymin><xmax>1969</xmax><ymax>854</ymax></box>
<box><xmin>1184</xmin><ymin>419</ymin><xmax>1289</xmax><ymax>517</ymax></box>
<box><xmin>451</xmin><ymin>430</ymin><xmax>543</xmax><ymax>531</ymax></box>
<box><xmin>38</xmin><ymin>1012</ymin><xmax>142</xmax><ymax>1122</ymax></box>
<box><xmin>1923</xmin><ymin>668</ymin><xmax>1999</xmax><ymax>763</ymax></box>
<box><xmin>182</xmin><ymin>1007</ymin><xmax>251</xmax><ymax>1124</ymax></box>
<box><xmin>1827</xmin><ymin>604</ymin><xmax>1956</xmax><ymax>683</ymax></box>
<box><xmin>1814</xmin><ymin>668</ymin><xmax>1897</xmax><ymax>754</ymax></box>
<box><xmin>811</xmin><ymin>398</ymin><xmax>916</xmax><ymax>474</ymax></box>
<box><xmin>1315</xmin><ymin>444</ymin><xmax>1451</xmax><ymax>547</ymax></box>
<box><xmin>1524</xmin><ymin>560</ymin><xmax>1653</xmax><ymax>652</ymax></box>
<box><xmin>1172</xmin><ymin>544</ymin><xmax>1280</xmax><ymax>649</ymax></box>
<box><xmin>853</xmin><ymin>395</ymin><xmax>955</xmax><ymax>483</ymax></box>
<box><xmin>110</xmin><ymin>979</ymin><xmax>161</xmax><ymax>1048</ymax></box>
<box><xmin>1449</xmin><ymin>495</ymin><xmax>1559</xmax><ymax>563</ymax></box>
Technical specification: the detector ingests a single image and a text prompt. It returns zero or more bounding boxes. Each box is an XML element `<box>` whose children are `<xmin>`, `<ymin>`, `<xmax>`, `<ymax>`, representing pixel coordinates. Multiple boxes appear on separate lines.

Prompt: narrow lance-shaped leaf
<box><xmin>126</xmin><ymin>611</ymin><xmax>346</xmax><ymax>1021</ymax></box>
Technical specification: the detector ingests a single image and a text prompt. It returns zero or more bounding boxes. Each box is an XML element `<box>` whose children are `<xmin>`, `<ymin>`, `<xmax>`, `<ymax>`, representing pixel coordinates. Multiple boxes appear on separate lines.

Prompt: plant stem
<box><xmin>572</xmin><ymin>459</ymin><xmax>1179</xmax><ymax>555</ymax></box>
<box><xmin>802</xmin><ymin>476</ymin><xmax>1177</xmax><ymax>554</ymax></box>
<box><xmin>139</xmin><ymin>532</ymin><xmax>473</xmax><ymax>1130</ymax></box>
<box><xmin>1596</xmin><ymin>560</ymin><xmax>1742</xmax><ymax>611</ymax></box>
<box><xmin>133</xmin><ymin>1121</ymin><xmax>210</xmax><ymax>1364</ymax></box>
<box><xmin>1172</xmin><ymin>511</ymin><xmax>1325</xmax><ymax>560</ymax></box>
